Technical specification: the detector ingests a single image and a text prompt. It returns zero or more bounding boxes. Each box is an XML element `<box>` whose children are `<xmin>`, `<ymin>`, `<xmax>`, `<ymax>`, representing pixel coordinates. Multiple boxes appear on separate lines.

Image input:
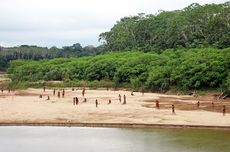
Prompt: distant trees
<box><xmin>0</xmin><ymin>44</ymin><xmax>98</xmax><ymax>70</ymax></box>
<box><xmin>99</xmin><ymin>2</ymin><xmax>230</xmax><ymax>52</ymax></box>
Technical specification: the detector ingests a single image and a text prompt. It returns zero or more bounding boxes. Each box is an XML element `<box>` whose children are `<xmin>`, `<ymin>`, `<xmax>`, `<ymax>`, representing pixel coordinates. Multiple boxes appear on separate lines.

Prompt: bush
<box><xmin>7</xmin><ymin>48</ymin><xmax>230</xmax><ymax>91</ymax></box>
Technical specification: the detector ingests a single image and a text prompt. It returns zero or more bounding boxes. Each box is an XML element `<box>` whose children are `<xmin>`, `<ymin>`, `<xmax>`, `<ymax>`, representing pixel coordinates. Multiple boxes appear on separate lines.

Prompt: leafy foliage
<box><xmin>8</xmin><ymin>48</ymin><xmax>230</xmax><ymax>91</ymax></box>
<box><xmin>99</xmin><ymin>2</ymin><xmax>230</xmax><ymax>52</ymax></box>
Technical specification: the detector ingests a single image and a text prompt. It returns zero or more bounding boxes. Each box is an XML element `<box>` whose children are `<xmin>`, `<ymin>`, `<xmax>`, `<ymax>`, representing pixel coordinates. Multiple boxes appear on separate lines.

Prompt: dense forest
<box><xmin>0</xmin><ymin>43</ymin><xmax>98</xmax><ymax>70</ymax></box>
<box><xmin>2</xmin><ymin>2</ymin><xmax>230</xmax><ymax>93</ymax></box>
<box><xmin>99</xmin><ymin>2</ymin><xmax>230</xmax><ymax>52</ymax></box>
<box><xmin>7</xmin><ymin>48</ymin><xmax>230</xmax><ymax>92</ymax></box>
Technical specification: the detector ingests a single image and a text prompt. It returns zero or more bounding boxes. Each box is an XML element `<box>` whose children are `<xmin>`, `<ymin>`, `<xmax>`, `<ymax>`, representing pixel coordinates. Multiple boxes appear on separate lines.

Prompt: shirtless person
<box><xmin>76</xmin><ymin>97</ymin><xmax>79</xmax><ymax>105</ymax></box>
<box><xmin>73</xmin><ymin>97</ymin><xmax>76</xmax><ymax>105</ymax></box>
<box><xmin>108</xmin><ymin>99</ymin><xmax>111</xmax><ymax>104</ymax></box>
<box><xmin>123</xmin><ymin>95</ymin><xmax>126</xmax><ymax>104</ymax></box>
<box><xmin>96</xmin><ymin>99</ymin><xmax>98</xmax><ymax>108</ymax></box>
<box><xmin>82</xmin><ymin>88</ymin><xmax>85</xmax><ymax>97</ymax></box>
<box><xmin>197</xmin><ymin>101</ymin><xmax>200</xmax><ymax>108</ymax></box>
<box><xmin>155</xmin><ymin>100</ymin><xmax>160</xmax><ymax>109</ymax></box>
<box><xmin>57</xmin><ymin>91</ymin><xmax>60</xmax><ymax>98</ymax></box>
<box><xmin>223</xmin><ymin>105</ymin><xmax>226</xmax><ymax>116</ymax></box>
<box><xmin>62</xmin><ymin>89</ymin><xmax>65</xmax><ymax>98</ymax></box>
<box><xmin>118</xmin><ymin>94</ymin><xmax>121</xmax><ymax>102</ymax></box>
<box><xmin>172</xmin><ymin>104</ymin><xmax>175</xmax><ymax>114</ymax></box>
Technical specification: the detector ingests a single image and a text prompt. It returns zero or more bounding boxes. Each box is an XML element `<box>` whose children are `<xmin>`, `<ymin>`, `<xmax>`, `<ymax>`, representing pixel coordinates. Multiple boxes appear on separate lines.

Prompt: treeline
<box><xmin>0</xmin><ymin>43</ymin><xmax>98</xmax><ymax>71</ymax></box>
<box><xmin>99</xmin><ymin>2</ymin><xmax>230</xmax><ymax>52</ymax></box>
<box><xmin>7</xmin><ymin>48</ymin><xmax>230</xmax><ymax>92</ymax></box>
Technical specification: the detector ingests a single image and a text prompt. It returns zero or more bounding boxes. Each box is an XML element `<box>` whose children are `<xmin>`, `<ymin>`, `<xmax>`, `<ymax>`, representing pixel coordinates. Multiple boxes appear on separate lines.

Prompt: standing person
<box><xmin>123</xmin><ymin>95</ymin><xmax>126</xmax><ymax>104</ymax></box>
<box><xmin>53</xmin><ymin>89</ymin><xmax>56</xmax><ymax>95</ymax></box>
<box><xmin>108</xmin><ymin>99</ymin><xmax>111</xmax><ymax>104</ymax></box>
<box><xmin>76</xmin><ymin>97</ymin><xmax>79</xmax><ymax>105</ymax></box>
<box><xmin>172</xmin><ymin>104</ymin><xmax>175</xmax><ymax>114</ymax></box>
<box><xmin>223</xmin><ymin>105</ymin><xmax>226</xmax><ymax>116</ymax></box>
<box><xmin>197</xmin><ymin>101</ymin><xmax>200</xmax><ymax>108</ymax></box>
<box><xmin>57</xmin><ymin>91</ymin><xmax>60</xmax><ymax>98</ymax></box>
<box><xmin>95</xmin><ymin>99</ymin><xmax>98</xmax><ymax>108</ymax></box>
<box><xmin>82</xmin><ymin>87</ymin><xmax>85</xmax><ymax>97</ymax></box>
<box><xmin>43</xmin><ymin>86</ymin><xmax>46</xmax><ymax>92</ymax></box>
<box><xmin>73</xmin><ymin>97</ymin><xmax>75</xmax><ymax>105</ymax></box>
<box><xmin>141</xmin><ymin>88</ymin><xmax>144</xmax><ymax>96</ymax></box>
<box><xmin>62</xmin><ymin>89</ymin><xmax>65</xmax><ymax>98</ymax></box>
<box><xmin>118</xmin><ymin>94</ymin><xmax>121</xmax><ymax>102</ymax></box>
<box><xmin>156</xmin><ymin>100</ymin><xmax>160</xmax><ymax>109</ymax></box>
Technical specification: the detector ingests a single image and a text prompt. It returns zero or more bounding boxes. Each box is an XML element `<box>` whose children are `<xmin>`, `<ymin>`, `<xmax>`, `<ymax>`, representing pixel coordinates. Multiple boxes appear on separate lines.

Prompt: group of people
<box><xmin>118</xmin><ymin>94</ymin><xmax>126</xmax><ymax>104</ymax></box>
<box><xmin>38</xmin><ymin>87</ymin><xmax>227</xmax><ymax>116</ymax></box>
<box><xmin>155</xmin><ymin>100</ymin><xmax>175</xmax><ymax>114</ymax></box>
<box><xmin>52</xmin><ymin>88</ymin><xmax>65</xmax><ymax>98</ymax></box>
<box><xmin>73</xmin><ymin>97</ymin><xmax>87</xmax><ymax>105</ymax></box>
<box><xmin>155</xmin><ymin>100</ymin><xmax>227</xmax><ymax>115</ymax></box>
<box><xmin>72</xmin><ymin>91</ymin><xmax>127</xmax><ymax>108</ymax></box>
<box><xmin>1</xmin><ymin>89</ymin><xmax>11</xmax><ymax>93</ymax></box>
<box><xmin>41</xmin><ymin>87</ymin><xmax>127</xmax><ymax>108</ymax></box>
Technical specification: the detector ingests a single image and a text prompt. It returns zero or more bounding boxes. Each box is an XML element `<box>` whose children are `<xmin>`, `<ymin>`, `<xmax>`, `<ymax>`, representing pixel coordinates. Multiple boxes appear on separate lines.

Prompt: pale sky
<box><xmin>0</xmin><ymin>0</ymin><xmax>227</xmax><ymax>48</ymax></box>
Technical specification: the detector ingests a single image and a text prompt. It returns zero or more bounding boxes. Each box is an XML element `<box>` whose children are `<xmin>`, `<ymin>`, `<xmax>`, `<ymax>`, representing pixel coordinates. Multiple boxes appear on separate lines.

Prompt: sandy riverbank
<box><xmin>0</xmin><ymin>88</ymin><xmax>230</xmax><ymax>129</ymax></box>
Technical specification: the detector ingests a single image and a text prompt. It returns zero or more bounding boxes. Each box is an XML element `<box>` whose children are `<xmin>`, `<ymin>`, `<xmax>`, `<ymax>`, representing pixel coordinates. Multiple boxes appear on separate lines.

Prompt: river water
<box><xmin>0</xmin><ymin>126</ymin><xmax>229</xmax><ymax>152</ymax></box>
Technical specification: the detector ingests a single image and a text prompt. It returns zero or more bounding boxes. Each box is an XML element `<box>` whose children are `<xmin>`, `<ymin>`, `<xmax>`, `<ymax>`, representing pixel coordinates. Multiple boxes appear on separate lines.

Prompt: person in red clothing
<box><xmin>155</xmin><ymin>100</ymin><xmax>160</xmax><ymax>109</ymax></box>
<box><xmin>197</xmin><ymin>101</ymin><xmax>200</xmax><ymax>108</ymax></box>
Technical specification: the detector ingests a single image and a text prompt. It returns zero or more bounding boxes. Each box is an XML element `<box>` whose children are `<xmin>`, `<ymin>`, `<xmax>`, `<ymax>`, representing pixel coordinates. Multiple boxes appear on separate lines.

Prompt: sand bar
<box><xmin>0</xmin><ymin>88</ymin><xmax>230</xmax><ymax>129</ymax></box>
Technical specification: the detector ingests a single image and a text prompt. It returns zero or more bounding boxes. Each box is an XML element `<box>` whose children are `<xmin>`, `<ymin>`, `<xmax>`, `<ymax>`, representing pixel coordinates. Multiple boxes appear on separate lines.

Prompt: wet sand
<box><xmin>0</xmin><ymin>88</ymin><xmax>230</xmax><ymax>128</ymax></box>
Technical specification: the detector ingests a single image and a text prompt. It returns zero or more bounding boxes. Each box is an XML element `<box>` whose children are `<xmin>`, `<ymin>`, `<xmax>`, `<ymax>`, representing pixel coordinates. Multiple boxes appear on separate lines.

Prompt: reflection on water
<box><xmin>0</xmin><ymin>126</ymin><xmax>229</xmax><ymax>152</ymax></box>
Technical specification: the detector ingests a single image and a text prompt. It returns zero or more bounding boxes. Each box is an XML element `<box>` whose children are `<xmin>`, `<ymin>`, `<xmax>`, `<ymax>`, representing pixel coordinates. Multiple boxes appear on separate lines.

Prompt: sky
<box><xmin>0</xmin><ymin>0</ymin><xmax>227</xmax><ymax>48</ymax></box>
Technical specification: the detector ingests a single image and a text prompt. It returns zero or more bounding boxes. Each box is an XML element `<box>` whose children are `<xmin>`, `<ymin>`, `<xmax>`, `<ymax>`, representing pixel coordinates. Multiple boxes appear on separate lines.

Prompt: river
<box><xmin>0</xmin><ymin>126</ymin><xmax>229</xmax><ymax>152</ymax></box>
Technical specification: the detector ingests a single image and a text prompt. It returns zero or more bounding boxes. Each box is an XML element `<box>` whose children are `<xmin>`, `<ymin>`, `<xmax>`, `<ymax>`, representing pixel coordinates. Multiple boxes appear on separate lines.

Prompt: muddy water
<box><xmin>0</xmin><ymin>126</ymin><xmax>229</xmax><ymax>152</ymax></box>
